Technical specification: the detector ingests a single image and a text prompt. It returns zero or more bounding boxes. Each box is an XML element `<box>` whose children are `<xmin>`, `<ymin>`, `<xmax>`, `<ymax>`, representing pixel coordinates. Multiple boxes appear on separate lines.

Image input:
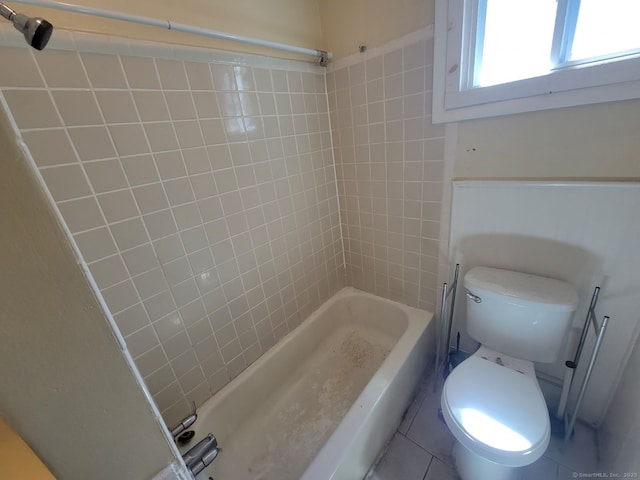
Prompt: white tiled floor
<box><xmin>368</xmin><ymin>370</ymin><xmax>599</xmax><ymax>480</ymax></box>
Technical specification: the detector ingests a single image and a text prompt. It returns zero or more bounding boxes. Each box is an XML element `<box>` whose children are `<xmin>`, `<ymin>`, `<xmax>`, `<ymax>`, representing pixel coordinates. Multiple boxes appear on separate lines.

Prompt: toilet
<box><xmin>441</xmin><ymin>266</ymin><xmax>578</xmax><ymax>480</ymax></box>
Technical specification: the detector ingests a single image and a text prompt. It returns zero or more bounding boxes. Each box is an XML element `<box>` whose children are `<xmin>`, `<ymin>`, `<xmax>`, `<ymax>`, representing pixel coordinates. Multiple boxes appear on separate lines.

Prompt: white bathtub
<box><xmin>182</xmin><ymin>287</ymin><xmax>434</xmax><ymax>480</ymax></box>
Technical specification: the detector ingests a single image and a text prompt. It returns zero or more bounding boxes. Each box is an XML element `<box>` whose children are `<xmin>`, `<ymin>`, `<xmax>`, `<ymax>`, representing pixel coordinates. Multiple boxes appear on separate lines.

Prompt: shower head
<box><xmin>0</xmin><ymin>3</ymin><xmax>53</xmax><ymax>50</ymax></box>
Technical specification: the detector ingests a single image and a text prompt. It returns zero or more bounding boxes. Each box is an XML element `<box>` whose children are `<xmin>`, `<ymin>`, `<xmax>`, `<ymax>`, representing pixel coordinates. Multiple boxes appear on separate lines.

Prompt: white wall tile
<box><xmin>121</xmin><ymin>56</ymin><xmax>160</xmax><ymax>89</ymax></box>
<box><xmin>83</xmin><ymin>158</ymin><xmax>129</xmax><ymax>194</ymax></box>
<box><xmin>156</xmin><ymin>59</ymin><xmax>189</xmax><ymax>90</ymax></box>
<box><xmin>81</xmin><ymin>53</ymin><xmax>128</xmax><ymax>88</ymax></box>
<box><xmin>21</xmin><ymin>129</ymin><xmax>77</xmax><ymax>167</ymax></box>
<box><xmin>165</xmin><ymin>179</ymin><xmax>196</xmax><ymax>208</ymax></box>
<box><xmin>52</xmin><ymin>90</ymin><xmax>103</xmax><ymax>127</ymax></box>
<box><xmin>68</xmin><ymin>126</ymin><xmax>116</xmax><ymax>161</ymax></box>
<box><xmin>102</xmin><ymin>279</ymin><xmax>140</xmax><ymax>314</ymax></box>
<box><xmin>0</xmin><ymin>47</ymin><xmax>44</xmax><ymax>88</ymax></box>
<box><xmin>109</xmin><ymin>218</ymin><xmax>149</xmax><ymax>250</ymax></box>
<box><xmin>4</xmin><ymin>34</ymin><xmax>344</xmax><ymax>428</ymax></box>
<box><xmin>90</xmin><ymin>255</ymin><xmax>130</xmax><ymax>289</ymax></box>
<box><xmin>143</xmin><ymin>210</ymin><xmax>178</xmax><ymax>240</ymax></box>
<box><xmin>144</xmin><ymin>291</ymin><xmax>177</xmax><ymax>322</ymax></box>
<box><xmin>40</xmin><ymin>165</ymin><xmax>92</xmax><ymax>202</ymax></box>
<box><xmin>3</xmin><ymin>90</ymin><xmax>60</xmax><ymax>129</ymax></box>
<box><xmin>57</xmin><ymin>197</ymin><xmax>105</xmax><ymax>232</ymax></box>
<box><xmin>330</xmin><ymin>38</ymin><xmax>440</xmax><ymax>310</ymax></box>
<box><xmin>153</xmin><ymin>313</ymin><xmax>186</xmax><ymax>343</ymax></box>
<box><xmin>95</xmin><ymin>91</ymin><xmax>139</xmax><ymax>124</ymax></box>
<box><xmin>73</xmin><ymin>227</ymin><xmax>118</xmax><ymax>263</ymax></box>
<box><xmin>97</xmin><ymin>190</ymin><xmax>139</xmax><ymax>223</ymax></box>
<box><xmin>184</xmin><ymin>61</ymin><xmax>213</xmax><ymax>91</ymax></box>
<box><xmin>36</xmin><ymin>50</ymin><xmax>89</xmax><ymax>88</ymax></box>
<box><xmin>122</xmin><ymin>243</ymin><xmax>159</xmax><ymax>276</ymax></box>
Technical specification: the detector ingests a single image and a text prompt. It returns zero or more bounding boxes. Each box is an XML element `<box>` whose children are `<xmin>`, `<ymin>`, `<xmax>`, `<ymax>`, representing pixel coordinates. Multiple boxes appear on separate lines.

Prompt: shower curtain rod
<box><xmin>9</xmin><ymin>0</ymin><xmax>332</xmax><ymax>64</ymax></box>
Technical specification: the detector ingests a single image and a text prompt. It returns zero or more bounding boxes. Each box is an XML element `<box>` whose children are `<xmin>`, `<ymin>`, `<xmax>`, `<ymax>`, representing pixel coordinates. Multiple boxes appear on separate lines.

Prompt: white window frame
<box><xmin>432</xmin><ymin>0</ymin><xmax>640</xmax><ymax>123</ymax></box>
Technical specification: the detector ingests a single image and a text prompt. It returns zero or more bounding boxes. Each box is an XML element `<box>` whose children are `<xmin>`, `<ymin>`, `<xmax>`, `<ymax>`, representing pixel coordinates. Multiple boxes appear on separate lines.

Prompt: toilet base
<box><xmin>452</xmin><ymin>441</ymin><xmax>518</xmax><ymax>480</ymax></box>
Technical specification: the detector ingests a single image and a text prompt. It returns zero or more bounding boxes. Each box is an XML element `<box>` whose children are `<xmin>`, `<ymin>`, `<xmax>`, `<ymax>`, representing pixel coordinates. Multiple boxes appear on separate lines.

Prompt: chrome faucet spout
<box><xmin>170</xmin><ymin>401</ymin><xmax>197</xmax><ymax>438</ymax></box>
<box><xmin>183</xmin><ymin>434</ymin><xmax>220</xmax><ymax>477</ymax></box>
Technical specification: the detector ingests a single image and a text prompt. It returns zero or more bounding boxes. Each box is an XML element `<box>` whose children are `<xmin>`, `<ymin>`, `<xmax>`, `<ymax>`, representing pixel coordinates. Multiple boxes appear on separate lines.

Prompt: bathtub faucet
<box><xmin>170</xmin><ymin>401</ymin><xmax>197</xmax><ymax>438</ymax></box>
<box><xmin>183</xmin><ymin>433</ymin><xmax>220</xmax><ymax>477</ymax></box>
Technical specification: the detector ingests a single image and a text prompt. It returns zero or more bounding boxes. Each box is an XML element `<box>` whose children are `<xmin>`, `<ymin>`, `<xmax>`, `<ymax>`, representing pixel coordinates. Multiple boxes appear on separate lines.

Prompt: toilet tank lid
<box><xmin>464</xmin><ymin>267</ymin><xmax>578</xmax><ymax>310</ymax></box>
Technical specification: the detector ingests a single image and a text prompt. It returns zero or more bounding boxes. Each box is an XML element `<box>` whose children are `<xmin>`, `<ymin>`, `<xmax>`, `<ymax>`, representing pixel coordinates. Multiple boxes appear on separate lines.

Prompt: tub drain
<box><xmin>177</xmin><ymin>430</ymin><xmax>196</xmax><ymax>445</ymax></box>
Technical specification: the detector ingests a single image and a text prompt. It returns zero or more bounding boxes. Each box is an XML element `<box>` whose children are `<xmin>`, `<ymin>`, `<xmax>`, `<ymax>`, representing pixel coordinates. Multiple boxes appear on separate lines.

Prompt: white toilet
<box><xmin>441</xmin><ymin>266</ymin><xmax>578</xmax><ymax>480</ymax></box>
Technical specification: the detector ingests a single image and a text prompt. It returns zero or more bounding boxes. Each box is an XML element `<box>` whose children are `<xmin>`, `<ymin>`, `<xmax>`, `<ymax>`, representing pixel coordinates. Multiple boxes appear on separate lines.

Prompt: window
<box><xmin>433</xmin><ymin>0</ymin><xmax>640</xmax><ymax>123</ymax></box>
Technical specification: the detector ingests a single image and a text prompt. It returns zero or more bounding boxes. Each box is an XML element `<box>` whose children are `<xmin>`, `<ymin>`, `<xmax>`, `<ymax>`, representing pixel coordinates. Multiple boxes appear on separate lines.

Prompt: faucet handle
<box><xmin>184</xmin><ymin>434</ymin><xmax>220</xmax><ymax>477</ymax></box>
<box><xmin>190</xmin><ymin>446</ymin><xmax>220</xmax><ymax>476</ymax></box>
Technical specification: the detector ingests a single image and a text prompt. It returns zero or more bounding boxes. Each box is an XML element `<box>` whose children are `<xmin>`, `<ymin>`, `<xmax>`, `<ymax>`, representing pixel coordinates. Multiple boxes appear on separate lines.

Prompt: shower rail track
<box><xmin>9</xmin><ymin>0</ymin><xmax>332</xmax><ymax>64</ymax></box>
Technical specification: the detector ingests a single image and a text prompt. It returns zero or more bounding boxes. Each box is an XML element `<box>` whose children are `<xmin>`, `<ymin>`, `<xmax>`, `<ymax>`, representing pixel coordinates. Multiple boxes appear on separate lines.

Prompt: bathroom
<box><xmin>1</xmin><ymin>0</ymin><xmax>639</xmax><ymax>478</ymax></box>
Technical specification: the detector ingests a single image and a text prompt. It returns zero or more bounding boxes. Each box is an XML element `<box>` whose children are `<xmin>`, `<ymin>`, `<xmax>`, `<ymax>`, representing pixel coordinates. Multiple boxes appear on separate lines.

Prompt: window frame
<box><xmin>432</xmin><ymin>0</ymin><xmax>640</xmax><ymax>123</ymax></box>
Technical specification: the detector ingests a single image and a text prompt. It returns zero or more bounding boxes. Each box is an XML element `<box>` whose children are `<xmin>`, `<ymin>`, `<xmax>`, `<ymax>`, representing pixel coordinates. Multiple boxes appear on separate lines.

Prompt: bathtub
<box><xmin>182</xmin><ymin>287</ymin><xmax>434</xmax><ymax>480</ymax></box>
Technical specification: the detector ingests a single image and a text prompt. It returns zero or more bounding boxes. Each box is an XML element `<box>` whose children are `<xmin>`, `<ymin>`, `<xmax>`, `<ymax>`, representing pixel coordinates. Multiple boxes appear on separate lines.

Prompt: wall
<box><xmin>448</xmin><ymin>181</ymin><xmax>640</xmax><ymax>425</ymax></box>
<box><xmin>14</xmin><ymin>0</ymin><xmax>324</xmax><ymax>61</ymax></box>
<box><xmin>321</xmin><ymin>0</ymin><xmax>640</xmax><ymax>453</ymax></box>
<box><xmin>0</xmin><ymin>89</ymin><xmax>179</xmax><ymax>479</ymax></box>
<box><xmin>6</xmin><ymin>0</ymin><xmax>639</xmax><ymax>464</ymax></box>
<box><xmin>441</xmin><ymin>0</ymin><xmax>640</xmax><ymax>451</ymax></box>
<box><xmin>600</xmin><ymin>334</ymin><xmax>640</xmax><ymax>473</ymax></box>
<box><xmin>319</xmin><ymin>0</ymin><xmax>434</xmax><ymax>60</ymax></box>
<box><xmin>327</xmin><ymin>28</ymin><xmax>443</xmax><ymax>311</ymax></box>
<box><xmin>455</xmin><ymin>99</ymin><xmax>640</xmax><ymax>179</ymax></box>
<box><xmin>0</xmin><ymin>26</ymin><xmax>344</xmax><ymax>427</ymax></box>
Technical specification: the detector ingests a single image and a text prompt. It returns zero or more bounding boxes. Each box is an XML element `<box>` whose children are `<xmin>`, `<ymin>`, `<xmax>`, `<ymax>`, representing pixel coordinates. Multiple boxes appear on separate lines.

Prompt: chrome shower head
<box><xmin>0</xmin><ymin>3</ymin><xmax>53</xmax><ymax>50</ymax></box>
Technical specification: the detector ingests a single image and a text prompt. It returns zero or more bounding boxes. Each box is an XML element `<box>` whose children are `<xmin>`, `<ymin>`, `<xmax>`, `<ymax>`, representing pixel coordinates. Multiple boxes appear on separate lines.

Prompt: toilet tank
<box><xmin>464</xmin><ymin>267</ymin><xmax>578</xmax><ymax>363</ymax></box>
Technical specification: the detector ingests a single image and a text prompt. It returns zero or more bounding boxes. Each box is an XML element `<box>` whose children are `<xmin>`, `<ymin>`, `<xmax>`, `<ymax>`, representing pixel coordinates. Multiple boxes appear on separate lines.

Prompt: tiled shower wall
<box><xmin>327</xmin><ymin>30</ymin><xmax>443</xmax><ymax>311</ymax></box>
<box><xmin>0</xmin><ymin>29</ymin><xmax>343</xmax><ymax>425</ymax></box>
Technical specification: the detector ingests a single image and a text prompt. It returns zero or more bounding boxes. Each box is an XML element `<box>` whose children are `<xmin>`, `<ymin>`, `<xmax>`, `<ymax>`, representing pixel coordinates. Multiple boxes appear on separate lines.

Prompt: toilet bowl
<box><xmin>441</xmin><ymin>346</ymin><xmax>550</xmax><ymax>480</ymax></box>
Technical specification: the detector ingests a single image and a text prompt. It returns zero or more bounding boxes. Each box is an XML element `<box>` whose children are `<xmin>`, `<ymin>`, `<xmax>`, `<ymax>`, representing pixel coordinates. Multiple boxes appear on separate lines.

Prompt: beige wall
<box><xmin>455</xmin><ymin>99</ymin><xmax>640</xmax><ymax>179</ymax></box>
<box><xmin>0</xmin><ymin>101</ymin><xmax>177</xmax><ymax>479</ymax></box>
<box><xmin>320</xmin><ymin>0</ymin><xmax>640</xmax><ymax>179</ymax></box>
<box><xmin>319</xmin><ymin>0</ymin><xmax>434</xmax><ymax>60</ymax></box>
<box><xmin>599</xmin><ymin>335</ymin><xmax>640</xmax><ymax>473</ymax></box>
<box><xmin>16</xmin><ymin>0</ymin><xmax>324</xmax><ymax>60</ymax></box>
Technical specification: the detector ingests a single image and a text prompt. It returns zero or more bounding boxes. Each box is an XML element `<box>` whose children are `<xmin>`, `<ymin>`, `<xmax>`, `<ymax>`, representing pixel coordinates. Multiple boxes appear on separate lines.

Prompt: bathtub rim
<box><xmin>301</xmin><ymin>288</ymin><xmax>433</xmax><ymax>479</ymax></box>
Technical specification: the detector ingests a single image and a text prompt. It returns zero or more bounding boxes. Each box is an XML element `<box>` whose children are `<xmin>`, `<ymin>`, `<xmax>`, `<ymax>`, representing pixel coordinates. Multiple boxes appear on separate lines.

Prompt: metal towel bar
<box><xmin>559</xmin><ymin>286</ymin><xmax>610</xmax><ymax>444</ymax></box>
<box><xmin>432</xmin><ymin>263</ymin><xmax>460</xmax><ymax>392</ymax></box>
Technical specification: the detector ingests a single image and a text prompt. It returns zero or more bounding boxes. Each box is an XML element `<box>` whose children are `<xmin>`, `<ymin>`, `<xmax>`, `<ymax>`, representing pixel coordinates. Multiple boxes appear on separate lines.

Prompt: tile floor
<box><xmin>367</xmin><ymin>369</ymin><xmax>599</xmax><ymax>480</ymax></box>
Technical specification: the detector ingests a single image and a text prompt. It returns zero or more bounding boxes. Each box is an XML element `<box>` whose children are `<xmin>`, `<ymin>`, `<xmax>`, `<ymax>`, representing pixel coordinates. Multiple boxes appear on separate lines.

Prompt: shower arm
<box><xmin>0</xmin><ymin>3</ymin><xmax>13</xmax><ymax>19</ymax></box>
<box><xmin>7</xmin><ymin>0</ymin><xmax>332</xmax><ymax>64</ymax></box>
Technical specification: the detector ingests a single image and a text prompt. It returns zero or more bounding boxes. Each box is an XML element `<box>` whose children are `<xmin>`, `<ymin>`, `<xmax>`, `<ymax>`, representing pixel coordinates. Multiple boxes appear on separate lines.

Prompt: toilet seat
<box><xmin>441</xmin><ymin>352</ymin><xmax>550</xmax><ymax>467</ymax></box>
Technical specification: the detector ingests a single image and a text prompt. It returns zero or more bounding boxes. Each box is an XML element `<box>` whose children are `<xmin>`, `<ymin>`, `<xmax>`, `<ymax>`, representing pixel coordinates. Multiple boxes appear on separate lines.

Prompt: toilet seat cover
<box><xmin>442</xmin><ymin>356</ymin><xmax>549</xmax><ymax>463</ymax></box>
